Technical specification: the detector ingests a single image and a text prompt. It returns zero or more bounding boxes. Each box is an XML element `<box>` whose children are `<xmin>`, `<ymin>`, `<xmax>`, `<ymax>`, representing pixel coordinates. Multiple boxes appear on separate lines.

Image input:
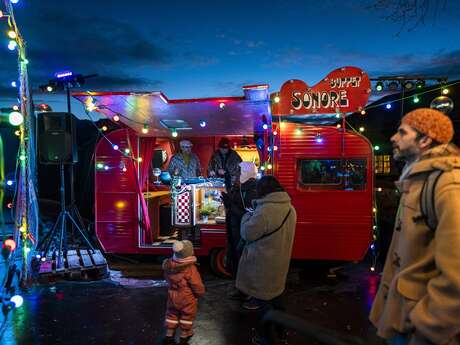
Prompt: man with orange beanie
<box><xmin>370</xmin><ymin>108</ymin><xmax>460</xmax><ymax>345</ymax></box>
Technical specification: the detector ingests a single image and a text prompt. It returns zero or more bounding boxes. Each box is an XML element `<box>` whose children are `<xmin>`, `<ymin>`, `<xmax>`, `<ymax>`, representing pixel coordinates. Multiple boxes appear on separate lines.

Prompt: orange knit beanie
<box><xmin>401</xmin><ymin>108</ymin><xmax>454</xmax><ymax>144</ymax></box>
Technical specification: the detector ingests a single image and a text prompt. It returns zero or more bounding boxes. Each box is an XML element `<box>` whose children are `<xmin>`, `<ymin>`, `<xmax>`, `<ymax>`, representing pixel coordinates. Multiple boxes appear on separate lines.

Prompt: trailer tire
<box><xmin>209</xmin><ymin>248</ymin><xmax>232</xmax><ymax>278</ymax></box>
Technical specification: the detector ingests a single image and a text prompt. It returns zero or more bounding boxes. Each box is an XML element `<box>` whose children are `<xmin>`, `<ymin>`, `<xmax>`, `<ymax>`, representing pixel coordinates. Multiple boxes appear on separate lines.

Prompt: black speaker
<box><xmin>37</xmin><ymin>112</ymin><xmax>78</xmax><ymax>164</ymax></box>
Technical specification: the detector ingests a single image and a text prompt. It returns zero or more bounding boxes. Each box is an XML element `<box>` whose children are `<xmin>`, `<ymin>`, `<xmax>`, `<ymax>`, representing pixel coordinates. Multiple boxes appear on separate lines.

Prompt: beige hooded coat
<box><xmin>370</xmin><ymin>144</ymin><xmax>460</xmax><ymax>345</ymax></box>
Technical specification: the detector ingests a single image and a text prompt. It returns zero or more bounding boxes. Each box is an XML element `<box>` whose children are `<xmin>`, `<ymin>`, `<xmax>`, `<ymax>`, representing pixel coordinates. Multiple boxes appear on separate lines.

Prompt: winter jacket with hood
<box><xmin>370</xmin><ymin>144</ymin><xmax>460</xmax><ymax>345</ymax></box>
<box><xmin>163</xmin><ymin>256</ymin><xmax>205</xmax><ymax>314</ymax></box>
<box><xmin>236</xmin><ymin>191</ymin><xmax>296</xmax><ymax>300</ymax></box>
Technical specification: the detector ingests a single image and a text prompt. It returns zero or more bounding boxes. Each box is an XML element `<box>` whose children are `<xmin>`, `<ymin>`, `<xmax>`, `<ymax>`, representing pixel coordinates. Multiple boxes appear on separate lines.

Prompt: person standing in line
<box><xmin>168</xmin><ymin>140</ymin><xmax>201</xmax><ymax>179</ymax></box>
<box><xmin>207</xmin><ymin>137</ymin><xmax>242</xmax><ymax>189</ymax></box>
<box><xmin>370</xmin><ymin>108</ymin><xmax>460</xmax><ymax>345</ymax></box>
<box><xmin>221</xmin><ymin>162</ymin><xmax>258</xmax><ymax>282</ymax></box>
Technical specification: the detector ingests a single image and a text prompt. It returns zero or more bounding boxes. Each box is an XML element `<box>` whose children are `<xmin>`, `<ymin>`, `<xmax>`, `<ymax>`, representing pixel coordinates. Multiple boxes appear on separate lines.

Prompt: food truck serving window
<box><xmin>298</xmin><ymin>159</ymin><xmax>367</xmax><ymax>190</ymax></box>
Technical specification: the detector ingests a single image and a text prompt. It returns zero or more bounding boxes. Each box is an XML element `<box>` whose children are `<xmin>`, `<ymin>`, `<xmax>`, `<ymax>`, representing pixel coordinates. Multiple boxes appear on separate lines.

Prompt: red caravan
<box><xmin>73</xmin><ymin>66</ymin><xmax>373</xmax><ymax>276</ymax></box>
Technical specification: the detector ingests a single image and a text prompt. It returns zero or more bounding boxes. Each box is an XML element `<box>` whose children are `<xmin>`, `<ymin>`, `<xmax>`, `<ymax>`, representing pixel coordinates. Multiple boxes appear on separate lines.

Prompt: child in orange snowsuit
<box><xmin>162</xmin><ymin>240</ymin><xmax>205</xmax><ymax>345</ymax></box>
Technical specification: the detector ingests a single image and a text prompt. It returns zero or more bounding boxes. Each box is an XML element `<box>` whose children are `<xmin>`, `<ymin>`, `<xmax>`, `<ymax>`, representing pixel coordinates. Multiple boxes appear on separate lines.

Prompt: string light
<box><xmin>273</xmin><ymin>95</ymin><xmax>280</xmax><ymax>103</ymax></box>
<box><xmin>11</xmin><ymin>0</ymin><xmax>20</xmax><ymax>4</ymax></box>
<box><xmin>273</xmin><ymin>130</ymin><xmax>278</xmax><ymax>136</ymax></box>
<box><xmin>199</xmin><ymin>120</ymin><xmax>206</xmax><ymax>128</ymax></box>
<box><xmin>267</xmin><ymin>164</ymin><xmax>273</xmax><ymax>170</ymax></box>
<box><xmin>8</xmin><ymin>40</ymin><xmax>17</xmax><ymax>50</ymax></box>
<box><xmin>113</xmin><ymin>115</ymin><xmax>120</xmax><ymax>122</ymax></box>
<box><xmin>385</xmin><ymin>103</ymin><xmax>392</xmax><ymax>110</ymax></box>
<box><xmin>374</xmin><ymin>145</ymin><xmax>380</xmax><ymax>151</ymax></box>
<box><xmin>273</xmin><ymin>146</ymin><xmax>278</xmax><ymax>151</ymax></box>
<box><xmin>96</xmin><ymin>163</ymin><xmax>104</xmax><ymax>169</ymax></box>
<box><xmin>219</xmin><ymin>102</ymin><xmax>225</xmax><ymax>109</ymax></box>
<box><xmin>9</xmin><ymin>111</ymin><xmax>23</xmax><ymax>126</ymax></box>
<box><xmin>112</xmin><ymin>144</ymin><xmax>119</xmax><ymax>150</ymax></box>
<box><xmin>171</xmin><ymin>130</ymin><xmax>178</xmax><ymax>138</ymax></box>
<box><xmin>11</xmin><ymin>81</ymin><xmax>17</xmax><ymax>87</ymax></box>
<box><xmin>359</xmin><ymin>126</ymin><xmax>365</xmax><ymax>132</ymax></box>
<box><xmin>262</xmin><ymin>123</ymin><xmax>268</xmax><ymax>130</ymax></box>
<box><xmin>124</xmin><ymin>148</ymin><xmax>130</xmax><ymax>154</ymax></box>
<box><xmin>104</xmin><ymin>165</ymin><xmax>109</xmax><ymax>171</ymax></box>
<box><xmin>101</xmin><ymin>126</ymin><xmax>108</xmax><ymax>132</ymax></box>
<box><xmin>295</xmin><ymin>128</ymin><xmax>302</xmax><ymax>135</ymax></box>
<box><xmin>19</xmin><ymin>154</ymin><xmax>25</xmax><ymax>161</ymax></box>
<box><xmin>7</xmin><ymin>30</ymin><xmax>17</xmax><ymax>39</ymax></box>
<box><xmin>442</xmin><ymin>88</ymin><xmax>449</xmax><ymax>95</ymax></box>
<box><xmin>413</xmin><ymin>96</ymin><xmax>420</xmax><ymax>103</ymax></box>
<box><xmin>315</xmin><ymin>133</ymin><xmax>323</xmax><ymax>143</ymax></box>
<box><xmin>137</xmin><ymin>157</ymin><xmax>143</xmax><ymax>163</ymax></box>
<box><xmin>142</xmin><ymin>124</ymin><xmax>149</xmax><ymax>134</ymax></box>
<box><xmin>12</xmin><ymin>105</ymin><xmax>19</xmax><ymax>111</ymax></box>
<box><xmin>375</xmin><ymin>81</ymin><xmax>384</xmax><ymax>91</ymax></box>
<box><xmin>360</xmin><ymin>109</ymin><xmax>366</xmax><ymax>115</ymax></box>
<box><xmin>46</xmin><ymin>85</ymin><xmax>53</xmax><ymax>92</ymax></box>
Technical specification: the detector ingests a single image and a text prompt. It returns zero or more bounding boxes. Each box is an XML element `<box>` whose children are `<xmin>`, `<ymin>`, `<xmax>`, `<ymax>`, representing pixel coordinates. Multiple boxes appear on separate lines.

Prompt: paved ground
<box><xmin>0</xmin><ymin>257</ymin><xmax>386</xmax><ymax>345</ymax></box>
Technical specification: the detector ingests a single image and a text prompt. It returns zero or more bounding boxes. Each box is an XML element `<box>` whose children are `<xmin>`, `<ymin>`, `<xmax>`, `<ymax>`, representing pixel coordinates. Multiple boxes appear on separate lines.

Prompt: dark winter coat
<box><xmin>207</xmin><ymin>149</ymin><xmax>242</xmax><ymax>187</ymax></box>
<box><xmin>236</xmin><ymin>191</ymin><xmax>296</xmax><ymax>300</ymax></box>
<box><xmin>222</xmin><ymin>178</ymin><xmax>257</xmax><ymax>275</ymax></box>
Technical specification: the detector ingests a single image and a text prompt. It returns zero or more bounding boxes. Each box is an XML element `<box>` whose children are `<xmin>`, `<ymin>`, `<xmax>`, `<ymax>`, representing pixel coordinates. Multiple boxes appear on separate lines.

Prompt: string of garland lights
<box><xmin>1</xmin><ymin>0</ymin><xmax>38</xmax><ymax>309</ymax></box>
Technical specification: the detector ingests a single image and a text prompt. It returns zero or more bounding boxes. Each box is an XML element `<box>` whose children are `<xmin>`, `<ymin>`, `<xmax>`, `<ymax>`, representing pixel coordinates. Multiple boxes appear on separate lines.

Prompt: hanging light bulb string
<box><xmin>82</xmin><ymin>105</ymin><xmax>142</xmax><ymax>164</ymax></box>
<box><xmin>363</xmin><ymin>80</ymin><xmax>460</xmax><ymax>112</ymax></box>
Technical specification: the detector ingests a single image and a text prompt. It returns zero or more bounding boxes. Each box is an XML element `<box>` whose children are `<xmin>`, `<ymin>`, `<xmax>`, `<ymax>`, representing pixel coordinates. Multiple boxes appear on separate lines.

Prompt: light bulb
<box><xmin>8</xmin><ymin>30</ymin><xmax>17</xmax><ymax>39</ymax></box>
<box><xmin>172</xmin><ymin>131</ymin><xmax>178</xmax><ymax>138</ymax></box>
<box><xmin>9</xmin><ymin>111</ymin><xmax>23</xmax><ymax>126</ymax></box>
<box><xmin>113</xmin><ymin>145</ymin><xmax>119</xmax><ymax>150</ymax></box>
<box><xmin>113</xmin><ymin>115</ymin><xmax>120</xmax><ymax>122</ymax></box>
<box><xmin>101</xmin><ymin>126</ymin><xmax>108</xmax><ymax>132</ymax></box>
<box><xmin>273</xmin><ymin>96</ymin><xmax>280</xmax><ymax>103</ymax></box>
<box><xmin>11</xmin><ymin>81</ymin><xmax>17</xmax><ymax>88</ymax></box>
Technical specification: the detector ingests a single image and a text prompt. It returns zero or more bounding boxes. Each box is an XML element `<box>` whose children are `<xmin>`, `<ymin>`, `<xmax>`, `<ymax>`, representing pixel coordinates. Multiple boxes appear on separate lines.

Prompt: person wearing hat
<box><xmin>207</xmin><ymin>137</ymin><xmax>242</xmax><ymax>188</ymax></box>
<box><xmin>221</xmin><ymin>162</ymin><xmax>258</xmax><ymax>280</ymax></box>
<box><xmin>370</xmin><ymin>108</ymin><xmax>460</xmax><ymax>345</ymax></box>
<box><xmin>168</xmin><ymin>140</ymin><xmax>202</xmax><ymax>179</ymax></box>
<box><xmin>162</xmin><ymin>240</ymin><xmax>205</xmax><ymax>345</ymax></box>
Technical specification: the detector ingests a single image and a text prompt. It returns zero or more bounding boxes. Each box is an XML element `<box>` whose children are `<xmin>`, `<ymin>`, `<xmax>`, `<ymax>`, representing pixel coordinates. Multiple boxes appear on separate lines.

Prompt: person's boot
<box><xmin>162</xmin><ymin>336</ymin><xmax>176</xmax><ymax>345</ymax></box>
<box><xmin>179</xmin><ymin>335</ymin><xmax>192</xmax><ymax>344</ymax></box>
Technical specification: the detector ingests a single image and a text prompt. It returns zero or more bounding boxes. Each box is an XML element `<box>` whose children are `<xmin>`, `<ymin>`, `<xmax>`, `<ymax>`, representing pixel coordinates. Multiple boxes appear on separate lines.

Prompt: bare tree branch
<box><xmin>367</xmin><ymin>0</ymin><xmax>448</xmax><ymax>35</ymax></box>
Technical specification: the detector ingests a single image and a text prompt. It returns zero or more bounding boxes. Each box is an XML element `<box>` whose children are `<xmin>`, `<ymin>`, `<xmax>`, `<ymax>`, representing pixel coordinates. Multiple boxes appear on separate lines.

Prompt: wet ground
<box><xmin>1</xmin><ymin>257</ymin><xmax>385</xmax><ymax>345</ymax></box>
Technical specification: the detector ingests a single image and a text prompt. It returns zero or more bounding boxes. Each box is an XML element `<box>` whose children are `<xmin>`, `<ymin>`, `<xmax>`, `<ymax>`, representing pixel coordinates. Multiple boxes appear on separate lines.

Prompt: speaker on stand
<box><xmin>36</xmin><ymin>112</ymin><xmax>94</xmax><ymax>270</ymax></box>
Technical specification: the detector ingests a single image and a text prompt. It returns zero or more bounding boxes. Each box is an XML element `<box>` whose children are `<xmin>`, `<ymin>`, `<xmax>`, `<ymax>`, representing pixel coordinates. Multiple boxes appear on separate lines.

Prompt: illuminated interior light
<box><xmin>335</xmin><ymin>113</ymin><xmax>340</xmax><ymax>119</ymax></box>
<box><xmin>14</xmin><ymin>130</ymin><xmax>20</xmax><ymax>136</ymax></box>
<box><xmin>295</xmin><ymin>128</ymin><xmax>302</xmax><ymax>135</ymax></box>
<box><xmin>6</xmin><ymin>180</ymin><xmax>13</xmax><ymax>186</ymax></box>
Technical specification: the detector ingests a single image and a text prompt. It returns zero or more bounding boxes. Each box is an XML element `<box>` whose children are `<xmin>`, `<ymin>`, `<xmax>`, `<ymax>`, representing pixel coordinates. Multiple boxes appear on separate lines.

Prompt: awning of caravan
<box><xmin>72</xmin><ymin>85</ymin><xmax>271</xmax><ymax>136</ymax></box>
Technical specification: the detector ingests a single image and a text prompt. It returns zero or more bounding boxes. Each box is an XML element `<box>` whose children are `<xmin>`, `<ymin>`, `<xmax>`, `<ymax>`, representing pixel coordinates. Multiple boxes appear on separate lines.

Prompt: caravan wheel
<box><xmin>209</xmin><ymin>248</ymin><xmax>232</xmax><ymax>278</ymax></box>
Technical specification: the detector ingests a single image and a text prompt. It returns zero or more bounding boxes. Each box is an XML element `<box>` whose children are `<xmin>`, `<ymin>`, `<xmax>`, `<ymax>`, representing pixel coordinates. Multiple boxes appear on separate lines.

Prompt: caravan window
<box><xmin>298</xmin><ymin>159</ymin><xmax>367</xmax><ymax>190</ymax></box>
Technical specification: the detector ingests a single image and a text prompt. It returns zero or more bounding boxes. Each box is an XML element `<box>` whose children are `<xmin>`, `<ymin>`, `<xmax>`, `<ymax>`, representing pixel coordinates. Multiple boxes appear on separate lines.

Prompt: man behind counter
<box><xmin>168</xmin><ymin>140</ymin><xmax>202</xmax><ymax>179</ymax></box>
<box><xmin>207</xmin><ymin>137</ymin><xmax>242</xmax><ymax>188</ymax></box>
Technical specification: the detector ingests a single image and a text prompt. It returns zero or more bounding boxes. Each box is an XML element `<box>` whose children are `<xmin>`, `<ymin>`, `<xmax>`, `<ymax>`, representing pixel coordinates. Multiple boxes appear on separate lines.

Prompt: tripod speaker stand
<box><xmin>36</xmin><ymin>112</ymin><xmax>95</xmax><ymax>270</ymax></box>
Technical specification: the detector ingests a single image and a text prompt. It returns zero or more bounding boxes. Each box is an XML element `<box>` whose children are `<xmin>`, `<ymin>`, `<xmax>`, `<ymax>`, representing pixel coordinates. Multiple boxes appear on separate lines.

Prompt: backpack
<box><xmin>419</xmin><ymin>170</ymin><xmax>444</xmax><ymax>231</ymax></box>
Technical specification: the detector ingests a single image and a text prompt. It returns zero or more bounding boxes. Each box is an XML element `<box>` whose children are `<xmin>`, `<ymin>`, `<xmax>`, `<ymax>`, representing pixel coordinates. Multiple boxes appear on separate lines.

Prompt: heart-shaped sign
<box><xmin>271</xmin><ymin>66</ymin><xmax>371</xmax><ymax>116</ymax></box>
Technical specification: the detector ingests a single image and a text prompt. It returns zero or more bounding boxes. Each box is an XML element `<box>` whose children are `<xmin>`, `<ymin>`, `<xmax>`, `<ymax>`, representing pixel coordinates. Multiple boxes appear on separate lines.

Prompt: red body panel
<box><xmin>274</xmin><ymin>123</ymin><xmax>373</xmax><ymax>260</ymax></box>
<box><xmin>94</xmin><ymin>126</ymin><xmax>372</xmax><ymax>260</ymax></box>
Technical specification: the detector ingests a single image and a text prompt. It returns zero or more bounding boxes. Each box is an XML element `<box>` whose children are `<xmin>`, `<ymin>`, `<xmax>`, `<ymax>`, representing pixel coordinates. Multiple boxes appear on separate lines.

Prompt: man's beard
<box><xmin>393</xmin><ymin>146</ymin><xmax>419</xmax><ymax>162</ymax></box>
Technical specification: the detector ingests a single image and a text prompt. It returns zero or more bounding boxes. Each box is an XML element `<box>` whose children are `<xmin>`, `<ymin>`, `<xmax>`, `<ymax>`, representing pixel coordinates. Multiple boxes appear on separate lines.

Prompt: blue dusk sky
<box><xmin>1</xmin><ymin>0</ymin><xmax>460</xmax><ymax>118</ymax></box>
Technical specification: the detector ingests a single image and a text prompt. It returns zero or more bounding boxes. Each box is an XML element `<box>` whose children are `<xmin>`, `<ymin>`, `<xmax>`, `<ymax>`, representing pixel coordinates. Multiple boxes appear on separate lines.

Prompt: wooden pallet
<box><xmin>37</xmin><ymin>249</ymin><xmax>108</xmax><ymax>282</ymax></box>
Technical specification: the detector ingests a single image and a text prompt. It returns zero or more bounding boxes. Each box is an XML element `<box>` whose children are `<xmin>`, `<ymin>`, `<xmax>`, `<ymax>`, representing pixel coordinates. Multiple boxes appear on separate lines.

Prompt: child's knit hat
<box><xmin>401</xmin><ymin>108</ymin><xmax>454</xmax><ymax>144</ymax></box>
<box><xmin>173</xmin><ymin>240</ymin><xmax>194</xmax><ymax>260</ymax></box>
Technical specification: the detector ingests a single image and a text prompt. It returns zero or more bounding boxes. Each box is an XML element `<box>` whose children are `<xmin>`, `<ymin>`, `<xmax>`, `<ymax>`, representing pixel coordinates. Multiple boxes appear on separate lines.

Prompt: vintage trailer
<box><xmin>73</xmin><ymin>66</ymin><xmax>373</xmax><ymax>275</ymax></box>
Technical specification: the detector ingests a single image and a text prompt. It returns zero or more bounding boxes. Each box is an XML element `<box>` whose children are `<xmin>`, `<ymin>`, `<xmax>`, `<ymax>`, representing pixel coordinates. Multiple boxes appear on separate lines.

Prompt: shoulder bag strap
<box><xmin>249</xmin><ymin>208</ymin><xmax>292</xmax><ymax>244</ymax></box>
